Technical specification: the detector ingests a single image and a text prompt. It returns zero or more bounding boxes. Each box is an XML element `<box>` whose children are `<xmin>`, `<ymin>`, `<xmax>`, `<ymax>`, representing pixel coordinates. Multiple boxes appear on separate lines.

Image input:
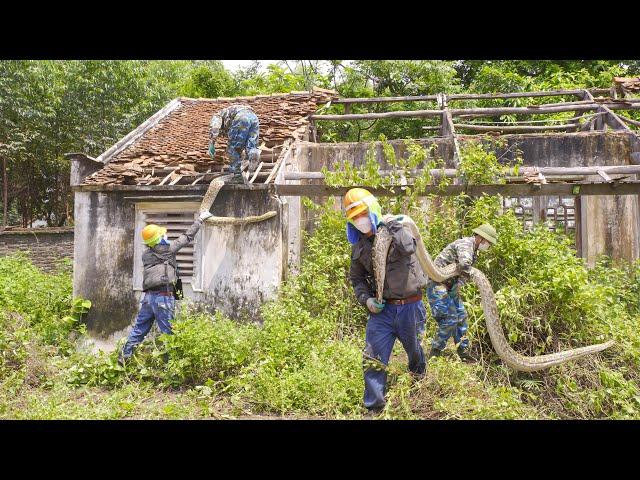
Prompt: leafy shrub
<box><xmin>0</xmin><ymin>254</ymin><xmax>80</xmax><ymax>349</ymax></box>
<box><xmin>4</xmin><ymin>138</ymin><xmax>640</xmax><ymax>420</ymax></box>
<box><xmin>161</xmin><ymin>311</ymin><xmax>258</xmax><ymax>387</ymax></box>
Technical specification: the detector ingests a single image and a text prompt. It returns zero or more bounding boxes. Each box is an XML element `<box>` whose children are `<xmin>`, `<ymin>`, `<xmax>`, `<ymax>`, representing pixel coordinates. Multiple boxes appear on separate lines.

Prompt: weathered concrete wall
<box><xmin>485</xmin><ymin>131</ymin><xmax>639</xmax><ymax>265</ymax></box>
<box><xmin>0</xmin><ymin>228</ymin><xmax>74</xmax><ymax>272</ymax></box>
<box><xmin>199</xmin><ymin>188</ymin><xmax>284</xmax><ymax>320</ymax></box>
<box><xmin>73</xmin><ymin>187</ymin><xmax>285</xmax><ymax>343</ymax></box>
<box><xmin>70</xmin><ymin>156</ymin><xmax>103</xmax><ymax>187</ymax></box>
<box><xmin>288</xmin><ymin>132</ymin><xmax>639</xmax><ymax>266</ymax></box>
<box><xmin>73</xmin><ymin>191</ymin><xmax>139</xmax><ymax>338</ymax></box>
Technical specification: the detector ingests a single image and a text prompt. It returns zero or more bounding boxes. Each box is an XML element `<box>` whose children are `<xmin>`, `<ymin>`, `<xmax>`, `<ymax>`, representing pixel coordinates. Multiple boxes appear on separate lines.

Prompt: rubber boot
<box><xmin>428</xmin><ymin>347</ymin><xmax>443</xmax><ymax>359</ymax></box>
<box><xmin>226</xmin><ymin>173</ymin><xmax>246</xmax><ymax>185</ymax></box>
<box><xmin>457</xmin><ymin>346</ymin><xmax>476</xmax><ymax>363</ymax></box>
<box><xmin>117</xmin><ymin>350</ymin><xmax>129</xmax><ymax>367</ymax></box>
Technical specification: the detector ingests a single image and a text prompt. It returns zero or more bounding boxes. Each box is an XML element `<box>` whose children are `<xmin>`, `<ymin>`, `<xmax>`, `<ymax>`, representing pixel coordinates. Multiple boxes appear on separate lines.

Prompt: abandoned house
<box><xmin>69</xmin><ymin>82</ymin><xmax>640</xmax><ymax>348</ymax></box>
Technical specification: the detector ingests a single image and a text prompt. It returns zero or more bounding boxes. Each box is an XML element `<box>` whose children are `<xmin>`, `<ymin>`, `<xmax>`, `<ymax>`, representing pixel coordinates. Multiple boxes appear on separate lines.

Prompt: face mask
<box><xmin>159</xmin><ymin>234</ymin><xmax>170</xmax><ymax>246</ymax></box>
<box><xmin>478</xmin><ymin>241</ymin><xmax>490</xmax><ymax>251</ymax></box>
<box><xmin>353</xmin><ymin>216</ymin><xmax>372</xmax><ymax>233</ymax></box>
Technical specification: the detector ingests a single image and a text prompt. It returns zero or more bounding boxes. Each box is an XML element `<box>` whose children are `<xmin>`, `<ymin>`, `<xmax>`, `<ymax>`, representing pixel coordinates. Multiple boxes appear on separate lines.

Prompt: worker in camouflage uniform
<box><xmin>426</xmin><ymin>223</ymin><xmax>497</xmax><ymax>362</ymax></box>
<box><xmin>208</xmin><ymin>104</ymin><xmax>261</xmax><ymax>184</ymax></box>
<box><xmin>345</xmin><ymin>188</ymin><xmax>428</xmax><ymax>413</ymax></box>
<box><xmin>118</xmin><ymin>210</ymin><xmax>213</xmax><ymax>365</ymax></box>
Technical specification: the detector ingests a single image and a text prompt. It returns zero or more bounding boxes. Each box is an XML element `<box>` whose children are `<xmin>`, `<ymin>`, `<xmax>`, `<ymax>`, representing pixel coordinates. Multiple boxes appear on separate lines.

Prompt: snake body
<box><xmin>372</xmin><ymin>214</ymin><xmax>614</xmax><ymax>372</ymax></box>
<box><xmin>199</xmin><ymin>174</ymin><xmax>276</xmax><ymax>225</ymax></box>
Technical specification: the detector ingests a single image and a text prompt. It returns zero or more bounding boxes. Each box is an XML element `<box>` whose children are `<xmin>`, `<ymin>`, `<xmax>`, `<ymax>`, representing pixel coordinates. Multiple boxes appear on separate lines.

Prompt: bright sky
<box><xmin>221</xmin><ymin>60</ymin><xmax>280</xmax><ymax>72</ymax></box>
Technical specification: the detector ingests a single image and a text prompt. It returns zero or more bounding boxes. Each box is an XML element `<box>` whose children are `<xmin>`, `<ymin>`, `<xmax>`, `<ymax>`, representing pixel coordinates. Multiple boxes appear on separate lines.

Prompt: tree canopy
<box><xmin>0</xmin><ymin>59</ymin><xmax>637</xmax><ymax>227</ymax></box>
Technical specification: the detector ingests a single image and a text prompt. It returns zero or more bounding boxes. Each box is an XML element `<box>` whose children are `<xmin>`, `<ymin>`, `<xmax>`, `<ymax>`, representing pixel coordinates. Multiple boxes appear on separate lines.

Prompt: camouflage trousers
<box><xmin>227</xmin><ymin>110</ymin><xmax>260</xmax><ymax>174</ymax></box>
<box><xmin>426</xmin><ymin>281</ymin><xmax>469</xmax><ymax>351</ymax></box>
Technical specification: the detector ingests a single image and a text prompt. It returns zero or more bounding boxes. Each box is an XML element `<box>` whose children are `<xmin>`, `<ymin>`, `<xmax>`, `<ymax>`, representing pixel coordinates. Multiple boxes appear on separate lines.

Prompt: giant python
<box><xmin>199</xmin><ymin>174</ymin><xmax>277</xmax><ymax>225</ymax></box>
<box><xmin>372</xmin><ymin>214</ymin><xmax>614</xmax><ymax>372</ymax></box>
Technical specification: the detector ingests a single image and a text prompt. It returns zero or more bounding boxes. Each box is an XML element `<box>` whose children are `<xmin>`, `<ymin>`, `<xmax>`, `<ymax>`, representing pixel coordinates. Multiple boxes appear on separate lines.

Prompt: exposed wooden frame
<box><xmin>283</xmin><ymin>165</ymin><xmax>640</xmax><ymax>181</ymax></box>
<box><xmin>331</xmin><ymin>88</ymin><xmax>611</xmax><ymax>105</ymax></box>
<box><xmin>275</xmin><ymin>181</ymin><xmax>640</xmax><ymax>198</ymax></box>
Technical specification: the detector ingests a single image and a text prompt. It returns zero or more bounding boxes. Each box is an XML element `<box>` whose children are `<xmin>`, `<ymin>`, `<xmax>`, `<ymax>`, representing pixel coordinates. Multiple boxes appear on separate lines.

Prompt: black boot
<box><xmin>457</xmin><ymin>346</ymin><xmax>476</xmax><ymax>363</ymax></box>
<box><xmin>226</xmin><ymin>173</ymin><xmax>246</xmax><ymax>185</ymax></box>
<box><xmin>428</xmin><ymin>347</ymin><xmax>443</xmax><ymax>359</ymax></box>
<box><xmin>117</xmin><ymin>350</ymin><xmax>129</xmax><ymax>367</ymax></box>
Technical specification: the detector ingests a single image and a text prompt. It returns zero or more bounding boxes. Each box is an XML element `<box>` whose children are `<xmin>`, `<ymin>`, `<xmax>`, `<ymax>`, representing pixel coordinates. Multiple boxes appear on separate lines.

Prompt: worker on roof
<box><xmin>118</xmin><ymin>210</ymin><xmax>213</xmax><ymax>366</ymax></box>
<box><xmin>426</xmin><ymin>223</ymin><xmax>498</xmax><ymax>362</ymax></box>
<box><xmin>345</xmin><ymin>188</ymin><xmax>428</xmax><ymax>414</ymax></box>
<box><xmin>208</xmin><ymin>104</ymin><xmax>261</xmax><ymax>185</ymax></box>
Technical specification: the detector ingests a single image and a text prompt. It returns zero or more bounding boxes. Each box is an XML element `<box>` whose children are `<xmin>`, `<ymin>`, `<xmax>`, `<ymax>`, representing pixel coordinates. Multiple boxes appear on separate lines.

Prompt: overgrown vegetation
<box><xmin>2</xmin><ymin>139</ymin><xmax>639</xmax><ymax>419</ymax></box>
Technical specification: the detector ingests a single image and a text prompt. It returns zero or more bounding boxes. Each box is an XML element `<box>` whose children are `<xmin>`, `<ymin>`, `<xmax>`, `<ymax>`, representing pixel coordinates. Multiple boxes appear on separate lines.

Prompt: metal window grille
<box><xmin>544</xmin><ymin>196</ymin><xmax>576</xmax><ymax>235</ymax></box>
<box><xmin>504</xmin><ymin>196</ymin><xmax>534</xmax><ymax>231</ymax></box>
<box><xmin>503</xmin><ymin>196</ymin><xmax>577</xmax><ymax>237</ymax></box>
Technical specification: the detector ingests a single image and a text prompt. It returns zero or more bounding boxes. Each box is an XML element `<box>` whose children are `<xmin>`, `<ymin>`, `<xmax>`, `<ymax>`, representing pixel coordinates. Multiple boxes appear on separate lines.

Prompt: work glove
<box><xmin>366</xmin><ymin>297</ymin><xmax>385</xmax><ymax>314</ymax></box>
<box><xmin>199</xmin><ymin>211</ymin><xmax>213</xmax><ymax>221</ymax></box>
<box><xmin>208</xmin><ymin>143</ymin><xmax>215</xmax><ymax>160</ymax></box>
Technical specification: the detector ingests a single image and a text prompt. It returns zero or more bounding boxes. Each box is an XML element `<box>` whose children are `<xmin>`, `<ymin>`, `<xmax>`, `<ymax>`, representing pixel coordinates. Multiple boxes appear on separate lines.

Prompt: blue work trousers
<box><xmin>122</xmin><ymin>291</ymin><xmax>175</xmax><ymax>358</ymax></box>
<box><xmin>227</xmin><ymin>110</ymin><xmax>260</xmax><ymax>174</ymax></box>
<box><xmin>363</xmin><ymin>300</ymin><xmax>427</xmax><ymax>410</ymax></box>
<box><xmin>426</xmin><ymin>282</ymin><xmax>469</xmax><ymax>351</ymax></box>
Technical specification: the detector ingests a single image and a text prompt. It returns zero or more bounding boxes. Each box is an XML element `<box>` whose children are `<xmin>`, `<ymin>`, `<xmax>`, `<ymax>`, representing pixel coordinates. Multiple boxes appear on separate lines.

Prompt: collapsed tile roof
<box><xmin>614</xmin><ymin>77</ymin><xmax>640</xmax><ymax>97</ymax></box>
<box><xmin>82</xmin><ymin>87</ymin><xmax>338</xmax><ymax>186</ymax></box>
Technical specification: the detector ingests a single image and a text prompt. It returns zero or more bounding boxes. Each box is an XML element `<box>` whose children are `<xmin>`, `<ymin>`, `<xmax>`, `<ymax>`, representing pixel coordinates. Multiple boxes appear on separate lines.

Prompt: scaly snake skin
<box><xmin>199</xmin><ymin>174</ymin><xmax>277</xmax><ymax>225</ymax></box>
<box><xmin>372</xmin><ymin>214</ymin><xmax>614</xmax><ymax>372</ymax></box>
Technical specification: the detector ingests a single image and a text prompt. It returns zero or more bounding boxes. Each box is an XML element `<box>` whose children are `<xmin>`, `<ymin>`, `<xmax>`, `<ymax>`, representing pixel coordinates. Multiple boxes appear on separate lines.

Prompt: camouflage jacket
<box><xmin>429</xmin><ymin>236</ymin><xmax>478</xmax><ymax>286</ymax></box>
<box><xmin>142</xmin><ymin>219</ymin><xmax>202</xmax><ymax>291</ymax></box>
<box><xmin>209</xmin><ymin>104</ymin><xmax>256</xmax><ymax>141</ymax></box>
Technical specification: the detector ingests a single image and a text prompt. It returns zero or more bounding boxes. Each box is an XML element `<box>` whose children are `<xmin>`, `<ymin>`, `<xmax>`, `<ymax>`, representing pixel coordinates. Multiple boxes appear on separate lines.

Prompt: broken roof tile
<box><xmin>82</xmin><ymin>88</ymin><xmax>337</xmax><ymax>186</ymax></box>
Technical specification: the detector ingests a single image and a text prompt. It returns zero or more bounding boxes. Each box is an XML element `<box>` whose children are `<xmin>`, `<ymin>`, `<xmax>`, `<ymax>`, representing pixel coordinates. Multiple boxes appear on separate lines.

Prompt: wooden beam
<box><xmin>441</xmin><ymin>109</ymin><xmax>455</xmax><ymax>137</ymax></box>
<box><xmin>333</xmin><ymin>95</ymin><xmax>438</xmax><ymax>104</ymax></box>
<box><xmin>310</xmin><ymin>103</ymin><xmax>640</xmax><ymax>122</ymax></box>
<box><xmin>310</xmin><ymin>109</ymin><xmax>442</xmax><ymax>121</ymax></box>
<box><xmin>331</xmin><ymin>89</ymin><xmax>596</xmax><ymax>105</ymax></box>
<box><xmin>249</xmin><ymin>162</ymin><xmax>264</xmax><ymax>184</ymax></box>
<box><xmin>447</xmin><ymin>90</ymin><xmax>587</xmax><ymax>100</ymax></box>
<box><xmin>283</xmin><ymin>165</ymin><xmax>640</xmax><ymax>182</ymax></box>
<box><xmin>73</xmin><ymin>183</ymin><xmax>271</xmax><ymax>192</ymax></box>
<box><xmin>123</xmin><ymin>195</ymin><xmax>204</xmax><ymax>202</ymax></box>
<box><xmin>158</xmin><ymin>167</ymin><xmax>179</xmax><ymax>186</ymax></box>
<box><xmin>598</xmin><ymin>105</ymin><xmax>634</xmax><ymax>132</ymax></box>
<box><xmin>264</xmin><ymin>142</ymin><xmax>292</xmax><ymax>184</ymax></box>
<box><xmin>597</xmin><ymin>170</ymin><xmax>613</xmax><ymax>183</ymax></box>
<box><xmin>275</xmin><ymin>181</ymin><xmax>640</xmax><ymax>198</ymax></box>
<box><xmin>453</xmin><ymin>123</ymin><xmax>578</xmax><ymax>133</ymax></box>
<box><xmin>450</xmin><ymin>104</ymin><xmax>598</xmax><ymax>117</ymax></box>
<box><xmin>616</xmin><ymin>113</ymin><xmax>640</xmax><ymax>128</ymax></box>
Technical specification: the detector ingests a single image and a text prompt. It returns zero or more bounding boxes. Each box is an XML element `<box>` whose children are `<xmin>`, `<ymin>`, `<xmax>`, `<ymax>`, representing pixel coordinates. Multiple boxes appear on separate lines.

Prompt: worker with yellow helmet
<box><xmin>118</xmin><ymin>209</ymin><xmax>213</xmax><ymax>365</ymax></box>
<box><xmin>345</xmin><ymin>187</ymin><xmax>428</xmax><ymax>414</ymax></box>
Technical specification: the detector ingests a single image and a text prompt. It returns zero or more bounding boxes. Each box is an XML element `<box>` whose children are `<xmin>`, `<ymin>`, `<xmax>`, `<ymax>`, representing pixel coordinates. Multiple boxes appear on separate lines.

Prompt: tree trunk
<box><xmin>2</xmin><ymin>155</ymin><xmax>7</xmax><ymax>226</ymax></box>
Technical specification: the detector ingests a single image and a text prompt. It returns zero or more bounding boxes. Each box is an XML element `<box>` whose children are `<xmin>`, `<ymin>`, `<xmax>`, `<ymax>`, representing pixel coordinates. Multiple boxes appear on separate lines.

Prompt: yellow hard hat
<box><xmin>141</xmin><ymin>224</ymin><xmax>167</xmax><ymax>247</ymax></box>
<box><xmin>344</xmin><ymin>188</ymin><xmax>376</xmax><ymax>220</ymax></box>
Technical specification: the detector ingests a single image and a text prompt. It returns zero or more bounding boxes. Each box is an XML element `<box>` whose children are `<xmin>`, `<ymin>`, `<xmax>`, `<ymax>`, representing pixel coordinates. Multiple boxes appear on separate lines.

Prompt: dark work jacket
<box><xmin>142</xmin><ymin>219</ymin><xmax>203</xmax><ymax>291</ymax></box>
<box><xmin>349</xmin><ymin>219</ymin><xmax>427</xmax><ymax>306</ymax></box>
